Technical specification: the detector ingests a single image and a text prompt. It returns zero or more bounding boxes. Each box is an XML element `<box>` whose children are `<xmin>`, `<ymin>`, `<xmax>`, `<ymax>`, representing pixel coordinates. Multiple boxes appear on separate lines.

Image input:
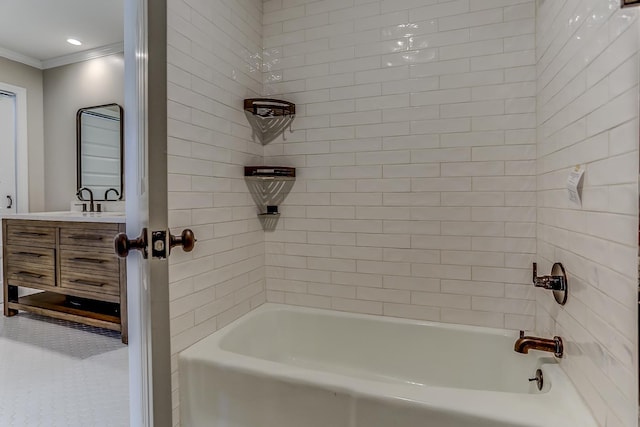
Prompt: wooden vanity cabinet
<box><xmin>2</xmin><ymin>219</ymin><xmax>127</xmax><ymax>343</ymax></box>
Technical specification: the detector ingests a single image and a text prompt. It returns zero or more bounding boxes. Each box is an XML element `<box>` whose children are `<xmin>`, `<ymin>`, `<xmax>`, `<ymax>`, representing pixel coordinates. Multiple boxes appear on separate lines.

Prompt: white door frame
<box><xmin>124</xmin><ymin>0</ymin><xmax>172</xmax><ymax>426</ymax></box>
<box><xmin>0</xmin><ymin>82</ymin><xmax>28</xmax><ymax>213</ymax></box>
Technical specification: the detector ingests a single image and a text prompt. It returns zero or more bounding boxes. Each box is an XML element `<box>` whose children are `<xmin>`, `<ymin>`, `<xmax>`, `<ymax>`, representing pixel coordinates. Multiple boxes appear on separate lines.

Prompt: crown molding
<box><xmin>41</xmin><ymin>42</ymin><xmax>124</xmax><ymax>69</ymax></box>
<box><xmin>0</xmin><ymin>46</ymin><xmax>42</xmax><ymax>69</ymax></box>
<box><xmin>0</xmin><ymin>42</ymin><xmax>125</xmax><ymax>70</ymax></box>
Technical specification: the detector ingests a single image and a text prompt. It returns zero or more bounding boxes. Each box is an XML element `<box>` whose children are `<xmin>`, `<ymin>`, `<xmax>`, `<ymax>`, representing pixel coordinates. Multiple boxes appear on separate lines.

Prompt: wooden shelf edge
<box><xmin>7</xmin><ymin>292</ymin><xmax>121</xmax><ymax>332</ymax></box>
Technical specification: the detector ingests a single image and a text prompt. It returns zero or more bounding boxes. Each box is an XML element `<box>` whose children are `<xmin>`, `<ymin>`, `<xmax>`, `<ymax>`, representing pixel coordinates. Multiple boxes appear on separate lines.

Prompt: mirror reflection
<box><xmin>76</xmin><ymin>103</ymin><xmax>123</xmax><ymax>200</ymax></box>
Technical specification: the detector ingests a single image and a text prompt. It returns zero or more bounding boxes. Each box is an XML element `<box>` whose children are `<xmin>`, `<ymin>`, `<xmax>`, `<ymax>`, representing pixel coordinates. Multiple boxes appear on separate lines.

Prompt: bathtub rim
<box><xmin>217</xmin><ymin>302</ymin><xmax>524</xmax><ymax>340</ymax></box>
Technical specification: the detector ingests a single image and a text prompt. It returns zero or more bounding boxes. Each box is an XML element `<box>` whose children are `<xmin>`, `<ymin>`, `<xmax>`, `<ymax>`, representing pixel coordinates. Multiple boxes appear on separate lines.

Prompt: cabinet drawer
<box><xmin>6</xmin><ymin>252</ymin><xmax>56</xmax><ymax>287</ymax></box>
<box><xmin>59</xmin><ymin>224</ymin><xmax>119</xmax><ymax>252</ymax></box>
<box><xmin>6</xmin><ymin>245</ymin><xmax>55</xmax><ymax>268</ymax></box>
<box><xmin>5</xmin><ymin>224</ymin><xmax>56</xmax><ymax>248</ymax></box>
<box><xmin>60</xmin><ymin>269</ymin><xmax>119</xmax><ymax>296</ymax></box>
<box><xmin>60</xmin><ymin>250</ymin><xmax>120</xmax><ymax>274</ymax></box>
<box><xmin>60</xmin><ymin>249</ymin><xmax>120</xmax><ymax>295</ymax></box>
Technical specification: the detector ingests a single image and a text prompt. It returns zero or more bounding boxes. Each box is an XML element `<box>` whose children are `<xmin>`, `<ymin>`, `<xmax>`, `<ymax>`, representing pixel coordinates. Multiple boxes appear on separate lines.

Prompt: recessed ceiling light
<box><xmin>67</xmin><ymin>38</ymin><xmax>82</xmax><ymax>46</ymax></box>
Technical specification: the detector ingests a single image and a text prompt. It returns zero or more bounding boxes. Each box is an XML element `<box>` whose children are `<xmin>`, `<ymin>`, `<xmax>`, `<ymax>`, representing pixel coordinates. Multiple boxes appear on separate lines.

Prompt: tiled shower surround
<box><xmin>536</xmin><ymin>1</ymin><xmax>639</xmax><ymax>426</ymax></box>
<box><xmin>166</xmin><ymin>0</ymin><xmax>639</xmax><ymax>426</ymax></box>
<box><xmin>166</xmin><ymin>0</ymin><xmax>265</xmax><ymax>423</ymax></box>
<box><xmin>263</xmin><ymin>0</ymin><xmax>538</xmax><ymax>329</ymax></box>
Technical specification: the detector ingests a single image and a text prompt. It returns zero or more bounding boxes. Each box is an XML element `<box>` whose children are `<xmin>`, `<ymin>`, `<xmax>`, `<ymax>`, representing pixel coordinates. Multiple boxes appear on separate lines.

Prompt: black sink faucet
<box><xmin>76</xmin><ymin>187</ymin><xmax>95</xmax><ymax>212</ymax></box>
<box><xmin>104</xmin><ymin>188</ymin><xmax>120</xmax><ymax>201</ymax></box>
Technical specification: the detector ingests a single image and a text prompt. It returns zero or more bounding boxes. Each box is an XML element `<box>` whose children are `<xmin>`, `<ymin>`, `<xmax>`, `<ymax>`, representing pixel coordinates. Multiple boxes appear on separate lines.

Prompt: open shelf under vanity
<box><xmin>7</xmin><ymin>292</ymin><xmax>122</xmax><ymax>331</ymax></box>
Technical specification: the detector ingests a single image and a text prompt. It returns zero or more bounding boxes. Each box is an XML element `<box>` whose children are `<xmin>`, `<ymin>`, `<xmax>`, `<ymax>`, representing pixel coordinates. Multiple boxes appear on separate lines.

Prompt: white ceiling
<box><xmin>0</xmin><ymin>0</ymin><xmax>123</xmax><ymax>66</ymax></box>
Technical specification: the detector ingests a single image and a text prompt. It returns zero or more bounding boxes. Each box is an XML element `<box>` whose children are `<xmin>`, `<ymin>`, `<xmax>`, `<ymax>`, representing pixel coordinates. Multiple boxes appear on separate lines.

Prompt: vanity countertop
<box><xmin>1</xmin><ymin>211</ymin><xmax>126</xmax><ymax>224</ymax></box>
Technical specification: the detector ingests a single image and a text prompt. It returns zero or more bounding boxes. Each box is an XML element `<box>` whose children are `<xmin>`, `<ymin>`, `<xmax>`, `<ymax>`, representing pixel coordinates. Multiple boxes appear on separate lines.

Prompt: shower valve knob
<box><xmin>532</xmin><ymin>262</ymin><xmax>568</xmax><ymax>305</ymax></box>
<box><xmin>532</xmin><ymin>262</ymin><xmax>566</xmax><ymax>291</ymax></box>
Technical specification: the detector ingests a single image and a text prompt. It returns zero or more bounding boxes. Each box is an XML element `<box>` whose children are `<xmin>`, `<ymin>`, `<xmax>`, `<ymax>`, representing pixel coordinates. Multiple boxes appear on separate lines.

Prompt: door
<box><xmin>123</xmin><ymin>0</ymin><xmax>172</xmax><ymax>426</ymax></box>
<box><xmin>0</xmin><ymin>91</ymin><xmax>16</xmax><ymax>217</ymax></box>
<box><xmin>0</xmin><ymin>91</ymin><xmax>16</xmax><ymax>302</ymax></box>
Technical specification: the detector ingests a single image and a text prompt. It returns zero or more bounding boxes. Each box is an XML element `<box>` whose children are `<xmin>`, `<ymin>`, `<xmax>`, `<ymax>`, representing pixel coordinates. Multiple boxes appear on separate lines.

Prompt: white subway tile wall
<box><xmin>167</xmin><ymin>0</ymin><xmax>265</xmax><ymax>424</ymax></box>
<box><xmin>536</xmin><ymin>1</ymin><xmax>638</xmax><ymax>427</ymax></box>
<box><xmin>164</xmin><ymin>0</ymin><xmax>640</xmax><ymax>426</ymax></box>
<box><xmin>263</xmin><ymin>0</ymin><xmax>538</xmax><ymax>330</ymax></box>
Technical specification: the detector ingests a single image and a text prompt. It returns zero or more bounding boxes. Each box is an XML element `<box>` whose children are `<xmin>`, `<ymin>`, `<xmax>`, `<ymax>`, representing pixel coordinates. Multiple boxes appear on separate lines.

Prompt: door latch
<box><xmin>115</xmin><ymin>228</ymin><xmax>196</xmax><ymax>260</ymax></box>
<box><xmin>151</xmin><ymin>230</ymin><xmax>168</xmax><ymax>259</ymax></box>
<box><xmin>151</xmin><ymin>229</ymin><xmax>197</xmax><ymax>259</ymax></box>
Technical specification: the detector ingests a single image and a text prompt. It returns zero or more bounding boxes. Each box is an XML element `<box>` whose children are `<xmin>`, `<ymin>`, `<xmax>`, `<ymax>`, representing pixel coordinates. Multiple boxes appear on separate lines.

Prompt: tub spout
<box><xmin>514</xmin><ymin>331</ymin><xmax>563</xmax><ymax>358</ymax></box>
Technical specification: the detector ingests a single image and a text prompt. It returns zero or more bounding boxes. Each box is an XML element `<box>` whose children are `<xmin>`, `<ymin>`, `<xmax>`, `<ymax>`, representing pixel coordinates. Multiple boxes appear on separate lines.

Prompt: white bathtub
<box><xmin>179</xmin><ymin>304</ymin><xmax>597</xmax><ymax>427</ymax></box>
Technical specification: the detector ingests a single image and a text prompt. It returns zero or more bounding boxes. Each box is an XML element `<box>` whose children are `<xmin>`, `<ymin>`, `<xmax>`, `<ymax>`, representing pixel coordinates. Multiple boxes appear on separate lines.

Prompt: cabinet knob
<box><xmin>114</xmin><ymin>228</ymin><xmax>148</xmax><ymax>259</ymax></box>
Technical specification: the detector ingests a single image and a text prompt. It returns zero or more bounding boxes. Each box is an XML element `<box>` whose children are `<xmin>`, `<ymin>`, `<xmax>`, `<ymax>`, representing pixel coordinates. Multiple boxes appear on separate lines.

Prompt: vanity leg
<box><xmin>4</xmin><ymin>285</ymin><xmax>18</xmax><ymax>316</ymax></box>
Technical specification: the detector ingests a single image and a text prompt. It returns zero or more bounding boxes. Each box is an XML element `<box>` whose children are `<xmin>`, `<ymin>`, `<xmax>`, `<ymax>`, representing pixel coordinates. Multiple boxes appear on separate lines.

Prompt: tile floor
<box><xmin>0</xmin><ymin>307</ymin><xmax>129</xmax><ymax>426</ymax></box>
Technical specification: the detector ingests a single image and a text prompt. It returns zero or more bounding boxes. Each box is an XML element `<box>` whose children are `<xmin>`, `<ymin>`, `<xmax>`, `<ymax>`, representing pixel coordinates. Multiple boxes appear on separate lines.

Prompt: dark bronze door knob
<box><xmin>114</xmin><ymin>228</ymin><xmax>148</xmax><ymax>258</ymax></box>
<box><xmin>169</xmin><ymin>229</ymin><xmax>196</xmax><ymax>254</ymax></box>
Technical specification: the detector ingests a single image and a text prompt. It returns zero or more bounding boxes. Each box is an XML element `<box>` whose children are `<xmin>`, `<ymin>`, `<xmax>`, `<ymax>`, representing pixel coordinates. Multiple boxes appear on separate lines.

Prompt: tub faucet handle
<box><xmin>532</xmin><ymin>262</ymin><xmax>568</xmax><ymax>306</ymax></box>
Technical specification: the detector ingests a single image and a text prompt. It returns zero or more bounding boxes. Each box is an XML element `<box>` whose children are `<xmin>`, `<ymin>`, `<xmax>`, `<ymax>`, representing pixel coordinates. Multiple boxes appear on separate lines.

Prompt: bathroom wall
<box><xmin>0</xmin><ymin>57</ymin><xmax>45</xmax><ymax>212</ymax></box>
<box><xmin>535</xmin><ymin>1</ymin><xmax>639</xmax><ymax>426</ymax></box>
<box><xmin>263</xmin><ymin>0</ymin><xmax>538</xmax><ymax>329</ymax></box>
<box><xmin>166</xmin><ymin>0</ymin><xmax>264</xmax><ymax>424</ymax></box>
<box><xmin>43</xmin><ymin>53</ymin><xmax>124</xmax><ymax>211</ymax></box>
